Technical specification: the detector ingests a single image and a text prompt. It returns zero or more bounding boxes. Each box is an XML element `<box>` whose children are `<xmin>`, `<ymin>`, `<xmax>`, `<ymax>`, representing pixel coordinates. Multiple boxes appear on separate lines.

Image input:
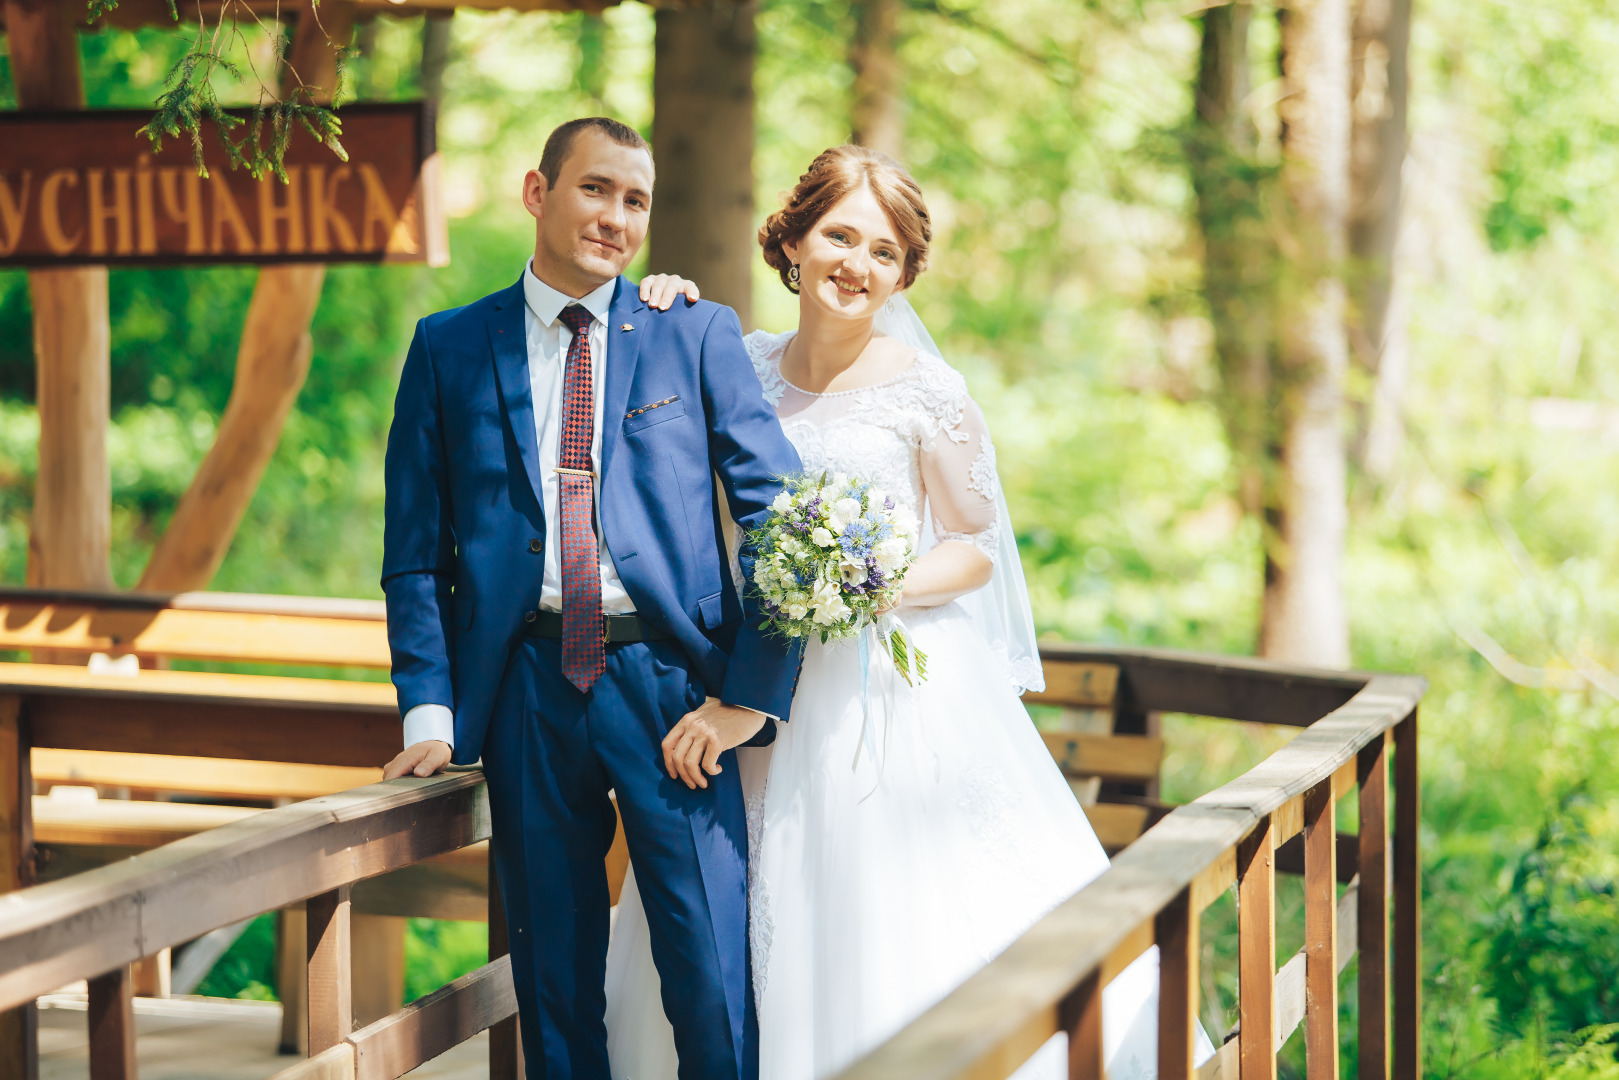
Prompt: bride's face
<box><xmin>784</xmin><ymin>185</ymin><xmax>907</xmax><ymax>321</ymax></box>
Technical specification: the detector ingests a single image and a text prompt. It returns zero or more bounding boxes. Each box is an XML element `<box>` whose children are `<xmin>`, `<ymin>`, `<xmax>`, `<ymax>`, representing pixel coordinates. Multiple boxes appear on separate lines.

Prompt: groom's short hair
<box><xmin>538</xmin><ymin>118</ymin><xmax>652</xmax><ymax>189</ymax></box>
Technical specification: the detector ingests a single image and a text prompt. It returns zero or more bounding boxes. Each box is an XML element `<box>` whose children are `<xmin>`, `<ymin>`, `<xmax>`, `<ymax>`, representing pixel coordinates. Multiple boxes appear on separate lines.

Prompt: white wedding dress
<box><xmin>604</xmin><ymin>328</ymin><xmax>1212</xmax><ymax>1080</ymax></box>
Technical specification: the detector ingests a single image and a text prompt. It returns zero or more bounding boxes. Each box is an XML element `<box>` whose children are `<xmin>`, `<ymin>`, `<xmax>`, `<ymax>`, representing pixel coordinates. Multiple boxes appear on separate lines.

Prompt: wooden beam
<box><xmin>0</xmin><ymin>773</ymin><xmax>490</xmax><ymax>1011</ymax></box>
<box><xmin>279</xmin><ymin>907</ymin><xmax>310</xmax><ymax>1056</ymax></box>
<box><xmin>137</xmin><ymin>0</ymin><xmax>356</xmax><ymax>593</ymax></box>
<box><xmin>1303</xmin><ymin>779</ymin><xmax>1338</xmax><ymax>1080</ymax></box>
<box><xmin>308</xmin><ymin>885</ymin><xmax>354</xmax><ymax>1054</ymax></box>
<box><xmin>1358</xmin><ymin>732</ymin><xmax>1390</xmax><ymax>1080</ymax></box>
<box><xmin>488</xmin><ymin>847</ymin><xmax>520</xmax><ymax>1080</ymax></box>
<box><xmin>87</xmin><ymin>966</ymin><xmax>136</xmax><ymax>1080</ymax></box>
<box><xmin>1060</xmin><ymin>974</ymin><xmax>1103</xmax><ymax>1080</ymax></box>
<box><xmin>4</xmin><ymin>0</ymin><xmax>112</xmax><ymax>600</ymax></box>
<box><xmin>350</xmin><ymin>956</ymin><xmax>516</xmax><ymax>1080</ymax></box>
<box><xmin>0</xmin><ymin>600</ymin><xmax>391</xmax><ymax>668</ymax></box>
<box><xmin>1022</xmin><ymin>662</ymin><xmax>1118</xmax><ymax>709</ymax></box>
<box><xmin>351</xmin><ymin>915</ymin><xmax>406</xmax><ymax>1028</ymax></box>
<box><xmin>1392</xmin><ymin>712</ymin><xmax>1419</xmax><ymax>1080</ymax></box>
<box><xmin>34</xmin><ymin>748</ymin><xmax>383</xmax><ymax>801</ymax></box>
<box><xmin>1156</xmin><ymin>888</ymin><xmax>1197</xmax><ymax>1080</ymax></box>
<box><xmin>1040</xmin><ymin>732</ymin><xmax>1162</xmax><ymax>783</ymax></box>
<box><xmin>650</xmin><ymin>0</ymin><xmax>757</xmax><ymax>328</ymax></box>
<box><xmin>1237</xmin><ymin>815</ymin><xmax>1276</xmax><ymax>1080</ymax></box>
<box><xmin>0</xmin><ymin>696</ymin><xmax>36</xmax><ymax>1079</ymax></box>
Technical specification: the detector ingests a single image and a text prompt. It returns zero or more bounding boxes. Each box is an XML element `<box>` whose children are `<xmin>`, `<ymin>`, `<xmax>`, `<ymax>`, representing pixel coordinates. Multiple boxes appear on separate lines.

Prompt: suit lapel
<box><xmin>488</xmin><ymin>277</ymin><xmax>545</xmax><ymax>508</ymax></box>
<box><xmin>599</xmin><ymin>276</ymin><xmax>647</xmax><ymax>485</ymax></box>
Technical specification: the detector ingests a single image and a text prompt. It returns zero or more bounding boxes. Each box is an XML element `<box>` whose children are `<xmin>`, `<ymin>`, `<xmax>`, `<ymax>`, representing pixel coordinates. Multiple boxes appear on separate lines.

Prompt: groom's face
<box><xmin>524</xmin><ymin>130</ymin><xmax>655</xmax><ymax>294</ymax></box>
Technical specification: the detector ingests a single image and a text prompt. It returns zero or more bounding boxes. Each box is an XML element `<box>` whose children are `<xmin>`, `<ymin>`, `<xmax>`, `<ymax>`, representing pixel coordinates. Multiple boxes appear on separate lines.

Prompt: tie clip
<box><xmin>554</xmin><ymin>467</ymin><xmax>596</xmax><ymax>478</ymax></box>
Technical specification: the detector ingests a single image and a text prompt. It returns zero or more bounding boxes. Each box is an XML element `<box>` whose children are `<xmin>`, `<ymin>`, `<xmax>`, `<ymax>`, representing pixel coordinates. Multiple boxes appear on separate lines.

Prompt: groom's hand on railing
<box><xmin>662</xmin><ymin>698</ymin><xmax>767</xmax><ymax>790</ymax></box>
<box><xmin>383</xmin><ymin>740</ymin><xmax>453</xmax><ymax>780</ymax></box>
<box><xmin>638</xmin><ymin>274</ymin><xmax>700</xmax><ymax>310</ymax></box>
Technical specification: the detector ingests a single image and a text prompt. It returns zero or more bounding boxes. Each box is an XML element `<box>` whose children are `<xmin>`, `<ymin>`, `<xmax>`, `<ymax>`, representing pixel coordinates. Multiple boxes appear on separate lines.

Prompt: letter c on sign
<box><xmin>40</xmin><ymin>169</ymin><xmax>83</xmax><ymax>255</ymax></box>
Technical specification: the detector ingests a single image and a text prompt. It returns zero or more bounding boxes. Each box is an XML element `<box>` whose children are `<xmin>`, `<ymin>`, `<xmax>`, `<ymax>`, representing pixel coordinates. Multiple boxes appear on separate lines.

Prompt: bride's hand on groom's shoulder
<box><xmin>638</xmin><ymin>274</ymin><xmax>700</xmax><ymax>311</ymax></box>
<box><xmin>661</xmin><ymin>698</ymin><xmax>766</xmax><ymax>790</ymax></box>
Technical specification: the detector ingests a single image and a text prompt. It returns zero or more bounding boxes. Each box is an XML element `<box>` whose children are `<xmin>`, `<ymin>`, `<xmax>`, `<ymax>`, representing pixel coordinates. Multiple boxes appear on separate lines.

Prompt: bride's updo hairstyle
<box><xmin>759</xmin><ymin>145</ymin><xmax>932</xmax><ymax>294</ymax></box>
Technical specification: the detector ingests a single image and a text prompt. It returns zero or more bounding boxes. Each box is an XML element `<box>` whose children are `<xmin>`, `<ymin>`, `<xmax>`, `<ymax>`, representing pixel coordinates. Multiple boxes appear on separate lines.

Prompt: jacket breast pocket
<box><xmin>623</xmin><ymin>395</ymin><xmax>687</xmax><ymax>435</ymax></box>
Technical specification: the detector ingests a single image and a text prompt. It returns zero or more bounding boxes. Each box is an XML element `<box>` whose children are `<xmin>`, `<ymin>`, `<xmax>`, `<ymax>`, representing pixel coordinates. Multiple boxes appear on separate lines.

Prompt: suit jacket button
<box><xmin>528</xmin><ymin>538</ymin><xmax>543</xmax><ymax>554</ymax></box>
<box><xmin>523</xmin><ymin>610</ymin><xmax>537</xmax><ymax>624</ymax></box>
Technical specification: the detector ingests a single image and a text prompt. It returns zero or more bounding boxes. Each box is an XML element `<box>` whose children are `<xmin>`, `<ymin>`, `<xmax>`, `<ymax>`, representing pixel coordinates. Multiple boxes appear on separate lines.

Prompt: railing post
<box><xmin>1304</xmin><ymin>779</ymin><xmax>1338</xmax><ymax>1080</ymax></box>
<box><xmin>1060</xmin><ymin>972</ymin><xmax>1103</xmax><ymax>1080</ymax></box>
<box><xmin>1238</xmin><ymin>814</ymin><xmax>1276</xmax><ymax>1080</ymax></box>
<box><xmin>87</xmin><ymin>966</ymin><xmax>136</xmax><ymax>1080</ymax></box>
<box><xmin>307</xmin><ymin>886</ymin><xmax>353</xmax><ymax>1055</ymax></box>
<box><xmin>0</xmin><ymin>695</ymin><xmax>37</xmax><ymax>1080</ymax></box>
<box><xmin>1392</xmin><ymin>711</ymin><xmax>1420</xmax><ymax>1080</ymax></box>
<box><xmin>488</xmin><ymin>846</ymin><xmax>521</xmax><ymax>1080</ymax></box>
<box><xmin>1358</xmin><ymin>731</ymin><xmax>1390</xmax><ymax>1080</ymax></box>
<box><xmin>1156</xmin><ymin>887</ymin><xmax>1198</xmax><ymax>1080</ymax></box>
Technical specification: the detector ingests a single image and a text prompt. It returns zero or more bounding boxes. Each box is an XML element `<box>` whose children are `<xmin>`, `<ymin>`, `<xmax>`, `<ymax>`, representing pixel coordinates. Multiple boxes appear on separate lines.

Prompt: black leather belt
<box><xmin>522</xmin><ymin>609</ymin><xmax>670</xmax><ymax>644</ymax></box>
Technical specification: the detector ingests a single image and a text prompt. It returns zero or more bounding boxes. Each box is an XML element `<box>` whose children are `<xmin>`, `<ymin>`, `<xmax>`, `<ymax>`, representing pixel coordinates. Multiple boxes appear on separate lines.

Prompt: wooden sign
<box><xmin>0</xmin><ymin>103</ymin><xmax>447</xmax><ymax>267</ymax></box>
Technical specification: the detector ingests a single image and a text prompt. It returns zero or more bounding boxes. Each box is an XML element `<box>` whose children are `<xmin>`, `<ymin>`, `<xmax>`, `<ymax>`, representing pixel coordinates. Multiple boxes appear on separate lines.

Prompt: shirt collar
<box><xmin>523</xmin><ymin>260</ymin><xmax>617</xmax><ymax>328</ymax></box>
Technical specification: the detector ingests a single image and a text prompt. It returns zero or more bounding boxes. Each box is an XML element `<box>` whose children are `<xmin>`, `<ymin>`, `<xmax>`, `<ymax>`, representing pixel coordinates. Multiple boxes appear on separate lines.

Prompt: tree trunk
<box><xmin>1349</xmin><ymin>0</ymin><xmax>1412</xmax><ymax>480</ymax></box>
<box><xmin>1190</xmin><ymin>3</ymin><xmax>1275</xmax><ymax>522</ymax></box>
<box><xmin>1262</xmin><ymin>0</ymin><xmax>1352</xmax><ymax>667</ymax></box>
<box><xmin>850</xmin><ymin>0</ymin><xmax>904</xmax><ymax>159</ymax></box>
<box><xmin>138</xmin><ymin>1</ymin><xmax>355</xmax><ymax>593</ymax></box>
<box><xmin>650</xmin><ymin>0</ymin><xmax>757</xmax><ymax>329</ymax></box>
<box><xmin>8</xmin><ymin>0</ymin><xmax>113</xmax><ymax>594</ymax></box>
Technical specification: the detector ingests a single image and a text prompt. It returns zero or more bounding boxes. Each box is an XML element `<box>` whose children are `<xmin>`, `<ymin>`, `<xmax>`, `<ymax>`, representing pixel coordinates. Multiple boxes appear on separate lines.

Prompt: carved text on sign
<box><xmin>0</xmin><ymin>104</ymin><xmax>444</xmax><ymax>267</ymax></box>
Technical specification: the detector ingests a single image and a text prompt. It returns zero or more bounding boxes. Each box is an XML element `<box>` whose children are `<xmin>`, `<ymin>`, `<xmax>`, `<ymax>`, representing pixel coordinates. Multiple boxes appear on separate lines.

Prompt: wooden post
<box><xmin>278</xmin><ymin>907</ymin><xmax>310</xmax><ymax>1055</ymax></box>
<box><xmin>5</xmin><ymin>0</ymin><xmax>113</xmax><ymax>597</ymax></box>
<box><xmin>1238</xmin><ymin>815</ymin><xmax>1277</xmax><ymax>1080</ymax></box>
<box><xmin>1392</xmin><ymin>712</ymin><xmax>1420</xmax><ymax>1080</ymax></box>
<box><xmin>307</xmin><ymin>886</ymin><xmax>354</xmax><ymax>1055</ymax></box>
<box><xmin>351</xmin><ymin>914</ymin><xmax>406</xmax><ymax>1027</ymax></box>
<box><xmin>0</xmin><ymin>696</ymin><xmax>36</xmax><ymax>1079</ymax></box>
<box><xmin>650</xmin><ymin>0</ymin><xmax>757</xmax><ymax>329</ymax></box>
<box><xmin>1358</xmin><ymin>732</ymin><xmax>1390</xmax><ymax>1080</ymax></box>
<box><xmin>488</xmin><ymin>848</ymin><xmax>520</xmax><ymax>1080</ymax></box>
<box><xmin>1156</xmin><ymin>887</ymin><xmax>1198</xmax><ymax>1080</ymax></box>
<box><xmin>137</xmin><ymin>0</ymin><xmax>356</xmax><ymax>593</ymax></box>
<box><xmin>1304</xmin><ymin>778</ymin><xmax>1338</xmax><ymax>1080</ymax></box>
<box><xmin>1059</xmin><ymin>973</ymin><xmax>1103</xmax><ymax>1080</ymax></box>
<box><xmin>87</xmin><ymin>966</ymin><xmax>136</xmax><ymax>1080</ymax></box>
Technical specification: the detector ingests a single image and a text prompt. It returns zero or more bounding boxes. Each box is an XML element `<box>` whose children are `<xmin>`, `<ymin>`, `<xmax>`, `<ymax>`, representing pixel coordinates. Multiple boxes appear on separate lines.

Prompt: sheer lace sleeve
<box><xmin>920</xmin><ymin>395</ymin><xmax>1001</xmax><ymax>562</ymax></box>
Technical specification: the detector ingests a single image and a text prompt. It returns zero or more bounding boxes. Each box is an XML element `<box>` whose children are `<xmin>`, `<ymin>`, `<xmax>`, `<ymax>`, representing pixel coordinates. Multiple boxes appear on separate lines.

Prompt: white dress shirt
<box><xmin>402</xmin><ymin>262</ymin><xmax>631</xmax><ymax>751</ymax></box>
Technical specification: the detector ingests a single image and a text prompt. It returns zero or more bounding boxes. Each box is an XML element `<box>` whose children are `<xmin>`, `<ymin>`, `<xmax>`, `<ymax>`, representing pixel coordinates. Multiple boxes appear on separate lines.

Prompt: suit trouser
<box><xmin>483</xmin><ymin>636</ymin><xmax>756</xmax><ymax>1080</ymax></box>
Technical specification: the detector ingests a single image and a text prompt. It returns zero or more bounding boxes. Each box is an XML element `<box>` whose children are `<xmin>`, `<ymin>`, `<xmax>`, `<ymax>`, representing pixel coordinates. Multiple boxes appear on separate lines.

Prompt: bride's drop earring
<box><xmin>788</xmin><ymin>263</ymin><xmax>801</xmax><ymax>285</ymax></box>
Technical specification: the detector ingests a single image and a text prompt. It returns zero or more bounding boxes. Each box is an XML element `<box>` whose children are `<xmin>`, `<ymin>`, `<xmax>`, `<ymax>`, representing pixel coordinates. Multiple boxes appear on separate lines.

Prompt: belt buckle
<box><xmin>602</xmin><ymin>617</ymin><xmax>612</xmax><ymax>647</ymax></box>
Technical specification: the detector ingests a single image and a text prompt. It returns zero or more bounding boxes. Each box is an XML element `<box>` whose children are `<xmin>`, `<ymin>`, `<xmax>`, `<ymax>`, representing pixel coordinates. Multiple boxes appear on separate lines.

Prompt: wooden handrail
<box><xmin>0</xmin><ymin>772</ymin><xmax>487</xmax><ymax>1012</ymax></box>
<box><xmin>834</xmin><ymin>672</ymin><xmax>1426</xmax><ymax>1080</ymax></box>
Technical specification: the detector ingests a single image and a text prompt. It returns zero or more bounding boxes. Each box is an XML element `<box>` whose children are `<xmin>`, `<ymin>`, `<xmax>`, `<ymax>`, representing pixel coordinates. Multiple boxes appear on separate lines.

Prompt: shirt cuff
<box><xmin>403</xmin><ymin>704</ymin><xmax>455</xmax><ymax>750</ymax></box>
<box><xmin>734</xmin><ymin>704</ymin><xmax>779</xmax><ymax>722</ymax></box>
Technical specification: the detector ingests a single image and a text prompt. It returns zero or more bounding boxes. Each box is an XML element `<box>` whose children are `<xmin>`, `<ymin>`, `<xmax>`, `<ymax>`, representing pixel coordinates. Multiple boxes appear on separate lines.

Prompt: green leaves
<box><xmin>104</xmin><ymin>0</ymin><xmax>351</xmax><ymax>182</ymax></box>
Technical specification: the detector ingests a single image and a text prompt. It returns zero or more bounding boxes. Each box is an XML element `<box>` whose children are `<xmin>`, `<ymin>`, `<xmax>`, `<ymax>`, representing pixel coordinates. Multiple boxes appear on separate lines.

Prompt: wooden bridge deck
<box><xmin>37</xmin><ymin>995</ymin><xmax>487</xmax><ymax>1079</ymax></box>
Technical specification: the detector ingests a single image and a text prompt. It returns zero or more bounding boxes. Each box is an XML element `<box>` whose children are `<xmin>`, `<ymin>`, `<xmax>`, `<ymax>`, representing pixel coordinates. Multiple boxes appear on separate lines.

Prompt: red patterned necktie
<box><xmin>557</xmin><ymin>304</ymin><xmax>605</xmax><ymax>691</ymax></box>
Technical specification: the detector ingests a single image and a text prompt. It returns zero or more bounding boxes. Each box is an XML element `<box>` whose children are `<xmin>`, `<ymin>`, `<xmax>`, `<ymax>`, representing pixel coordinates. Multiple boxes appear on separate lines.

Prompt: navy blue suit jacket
<box><xmin>382</xmin><ymin>275</ymin><xmax>802</xmax><ymax>765</ymax></box>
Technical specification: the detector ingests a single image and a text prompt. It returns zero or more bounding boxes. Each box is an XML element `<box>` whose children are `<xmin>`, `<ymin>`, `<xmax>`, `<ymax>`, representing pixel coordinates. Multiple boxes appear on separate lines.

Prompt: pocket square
<box><xmin>625</xmin><ymin>395</ymin><xmax>680</xmax><ymax>420</ymax></box>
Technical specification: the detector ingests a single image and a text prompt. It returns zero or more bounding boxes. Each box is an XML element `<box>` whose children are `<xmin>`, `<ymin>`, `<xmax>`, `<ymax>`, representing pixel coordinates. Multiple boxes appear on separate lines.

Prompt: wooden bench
<box><xmin>1023</xmin><ymin>657</ymin><xmax>1169</xmax><ymax>853</ymax></box>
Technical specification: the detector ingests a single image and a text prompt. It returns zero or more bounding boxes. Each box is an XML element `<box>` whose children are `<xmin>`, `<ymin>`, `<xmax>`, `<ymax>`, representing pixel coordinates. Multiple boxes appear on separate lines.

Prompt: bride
<box><xmin>607</xmin><ymin>145</ymin><xmax>1212</xmax><ymax>1080</ymax></box>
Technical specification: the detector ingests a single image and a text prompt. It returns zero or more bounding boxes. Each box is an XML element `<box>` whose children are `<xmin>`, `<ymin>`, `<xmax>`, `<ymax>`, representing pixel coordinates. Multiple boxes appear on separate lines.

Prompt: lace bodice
<box><xmin>745</xmin><ymin>330</ymin><xmax>1001</xmax><ymax>560</ymax></box>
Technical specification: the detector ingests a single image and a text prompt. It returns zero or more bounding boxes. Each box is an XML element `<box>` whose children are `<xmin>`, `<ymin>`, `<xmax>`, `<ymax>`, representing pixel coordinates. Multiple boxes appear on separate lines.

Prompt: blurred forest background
<box><xmin>4</xmin><ymin>0</ymin><xmax>1619</xmax><ymax>1074</ymax></box>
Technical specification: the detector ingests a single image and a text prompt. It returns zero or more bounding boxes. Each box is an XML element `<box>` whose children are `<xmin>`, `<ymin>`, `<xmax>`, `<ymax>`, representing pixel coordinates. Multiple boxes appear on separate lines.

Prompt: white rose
<box><xmin>811</xmin><ymin>527</ymin><xmax>834</xmax><ymax>548</ymax></box>
<box><xmin>874</xmin><ymin>536</ymin><xmax>910</xmax><ymax>573</ymax></box>
<box><xmin>771</xmin><ymin>491</ymin><xmax>794</xmax><ymax>514</ymax></box>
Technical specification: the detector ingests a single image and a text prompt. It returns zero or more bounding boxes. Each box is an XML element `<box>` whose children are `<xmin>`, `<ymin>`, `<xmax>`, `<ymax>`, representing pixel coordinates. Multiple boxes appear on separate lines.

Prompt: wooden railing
<box><xmin>0</xmin><ymin>770</ymin><xmax>522</xmax><ymax>1080</ymax></box>
<box><xmin>836</xmin><ymin>649</ymin><xmax>1426</xmax><ymax>1080</ymax></box>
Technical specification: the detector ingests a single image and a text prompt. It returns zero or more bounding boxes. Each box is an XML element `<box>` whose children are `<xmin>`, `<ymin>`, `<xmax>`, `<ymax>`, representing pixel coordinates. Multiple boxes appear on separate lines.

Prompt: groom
<box><xmin>380</xmin><ymin>117</ymin><xmax>801</xmax><ymax>1080</ymax></box>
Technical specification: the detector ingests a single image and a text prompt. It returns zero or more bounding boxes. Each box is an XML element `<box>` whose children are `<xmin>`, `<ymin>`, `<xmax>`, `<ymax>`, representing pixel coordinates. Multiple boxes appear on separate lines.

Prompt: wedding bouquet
<box><xmin>749</xmin><ymin>473</ymin><xmax>927</xmax><ymax>684</ymax></box>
